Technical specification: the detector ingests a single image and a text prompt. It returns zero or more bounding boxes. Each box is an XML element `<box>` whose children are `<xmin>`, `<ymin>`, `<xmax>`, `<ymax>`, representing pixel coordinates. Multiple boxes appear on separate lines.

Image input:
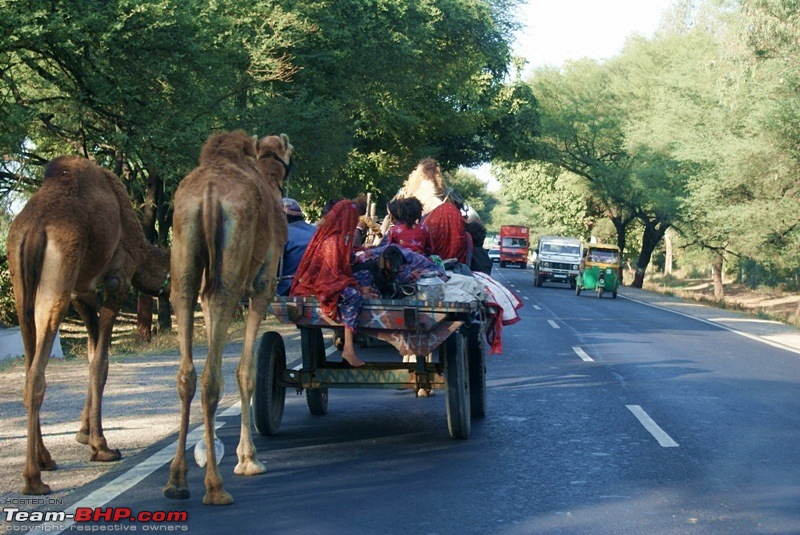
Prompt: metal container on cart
<box><xmin>254</xmin><ymin>295</ymin><xmax>487</xmax><ymax>440</ymax></box>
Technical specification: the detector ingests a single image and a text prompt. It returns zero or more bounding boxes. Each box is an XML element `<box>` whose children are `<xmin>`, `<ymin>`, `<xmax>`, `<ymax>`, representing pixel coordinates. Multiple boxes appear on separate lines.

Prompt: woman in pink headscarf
<box><xmin>290</xmin><ymin>199</ymin><xmax>377</xmax><ymax>366</ymax></box>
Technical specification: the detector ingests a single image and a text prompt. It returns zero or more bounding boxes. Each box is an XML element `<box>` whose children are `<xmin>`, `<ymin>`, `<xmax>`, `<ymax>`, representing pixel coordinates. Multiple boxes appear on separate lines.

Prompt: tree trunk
<box><xmin>712</xmin><ymin>251</ymin><xmax>725</xmax><ymax>301</ymax></box>
<box><xmin>609</xmin><ymin>214</ymin><xmax>630</xmax><ymax>285</ymax></box>
<box><xmin>157</xmin><ymin>296</ymin><xmax>171</xmax><ymax>335</ymax></box>
<box><xmin>664</xmin><ymin>228</ymin><xmax>674</xmax><ymax>275</ymax></box>
<box><xmin>631</xmin><ymin>220</ymin><xmax>670</xmax><ymax>289</ymax></box>
<box><xmin>155</xmin><ymin>176</ymin><xmax>172</xmax><ymax>334</ymax></box>
<box><xmin>136</xmin><ymin>169</ymin><xmax>160</xmax><ymax>341</ymax></box>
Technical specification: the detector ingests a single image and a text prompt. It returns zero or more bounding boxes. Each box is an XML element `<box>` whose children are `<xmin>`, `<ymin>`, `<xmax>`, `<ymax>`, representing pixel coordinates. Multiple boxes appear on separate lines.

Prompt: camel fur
<box><xmin>5</xmin><ymin>156</ymin><xmax>171</xmax><ymax>495</ymax></box>
<box><xmin>163</xmin><ymin>130</ymin><xmax>290</xmax><ymax>505</ymax></box>
<box><xmin>379</xmin><ymin>158</ymin><xmax>449</xmax><ymax>236</ymax></box>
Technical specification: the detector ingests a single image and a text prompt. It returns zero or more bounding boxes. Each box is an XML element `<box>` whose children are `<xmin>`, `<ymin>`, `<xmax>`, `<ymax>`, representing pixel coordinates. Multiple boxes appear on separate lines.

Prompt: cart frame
<box><xmin>253</xmin><ymin>296</ymin><xmax>487</xmax><ymax>439</ymax></box>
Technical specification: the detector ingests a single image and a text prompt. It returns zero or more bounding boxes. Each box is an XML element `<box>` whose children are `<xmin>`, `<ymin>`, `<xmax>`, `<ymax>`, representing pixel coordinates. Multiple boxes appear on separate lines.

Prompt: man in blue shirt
<box><xmin>277</xmin><ymin>198</ymin><xmax>316</xmax><ymax>295</ymax></box>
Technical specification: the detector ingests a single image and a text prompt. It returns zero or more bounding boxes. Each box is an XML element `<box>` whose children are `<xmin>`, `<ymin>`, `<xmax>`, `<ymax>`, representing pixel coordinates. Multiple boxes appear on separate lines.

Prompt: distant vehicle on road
<box><xmin>488</xmin><ymin>248</ymin><xmax>500</xmax><ymax>263</ymax></box>
<box><xmin>499</xmin><ymin>225</ymin><xmax>529</xmax><ymax>268</ymax></box>
<box><xmin>534</xmin><ymin>235</ymin><xmax>582</xmax><ymax>288</ymax></box>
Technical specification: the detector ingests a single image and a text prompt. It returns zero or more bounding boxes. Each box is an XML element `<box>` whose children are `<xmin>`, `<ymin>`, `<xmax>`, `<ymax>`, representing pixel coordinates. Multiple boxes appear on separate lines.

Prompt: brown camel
<box><xmin>5</xmin><ymin>156</ymin><xmax>171</xmax><ymax>495</ymax></box>
<box><xmin>379</xmin><ymin>158</ymin><xmax>449</xmax><ymax>236</ymax></box>
<box><xmin>163</xmin><ymin>130</ymin><xmax>291</xmax><ymax>505</ymax></box>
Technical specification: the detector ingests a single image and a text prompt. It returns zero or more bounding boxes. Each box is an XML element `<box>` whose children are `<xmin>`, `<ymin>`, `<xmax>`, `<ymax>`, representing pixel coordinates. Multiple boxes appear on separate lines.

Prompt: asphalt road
<box><xmin>8</xmin><ymin>265</ymin><xmax>800</xmax><ymax>534</ymax></box>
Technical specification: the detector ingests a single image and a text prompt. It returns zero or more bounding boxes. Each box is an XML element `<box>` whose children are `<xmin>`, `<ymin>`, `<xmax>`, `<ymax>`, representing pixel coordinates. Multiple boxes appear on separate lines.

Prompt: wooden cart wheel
<box><xmin>254</xmin><ymin>331</ymin><xmax>286</xmax><ymax>437</ymax></box>
<box><xmin>301</xmin><ymin>327</ymin><xmax>329</xmax><ymax>415</ymax></box>
<box><xmin>465</xmin><ymin>323</ymin><xmax>486</xmax><ymax>418</ymax></box>
<box><xmin>442</xmin><ymin>331</ymin><xmax>471</xmax><ymax>439</ymax></box>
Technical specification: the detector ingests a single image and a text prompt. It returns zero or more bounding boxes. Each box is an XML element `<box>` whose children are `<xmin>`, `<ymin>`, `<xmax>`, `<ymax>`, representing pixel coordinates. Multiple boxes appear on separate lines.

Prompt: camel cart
<box><xmin>253</xmin><ymin>296</ymin><xmax>487</xmax><ymax>439</ymax></box>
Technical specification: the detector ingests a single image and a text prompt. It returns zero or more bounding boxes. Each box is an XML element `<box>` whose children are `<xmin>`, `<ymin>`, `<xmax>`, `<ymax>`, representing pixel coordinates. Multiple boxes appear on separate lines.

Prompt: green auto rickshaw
<box><xmin>575</xmin><ymin>243</ymin><xmax>620</xmax><ymax>299</ymax></box>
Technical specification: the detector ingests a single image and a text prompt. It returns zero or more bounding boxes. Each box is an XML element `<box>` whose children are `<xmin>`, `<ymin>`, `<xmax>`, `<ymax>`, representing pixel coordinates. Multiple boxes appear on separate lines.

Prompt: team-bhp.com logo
<box><xmin>3</xmin><ymin>507</ymin><xmax>188</xmax><ymax>532</ymax></box>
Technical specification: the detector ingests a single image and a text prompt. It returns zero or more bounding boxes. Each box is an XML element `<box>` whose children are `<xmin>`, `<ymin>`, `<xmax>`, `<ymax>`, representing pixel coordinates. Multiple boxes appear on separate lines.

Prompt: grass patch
<box><xmin>58</xmin><ymin>307</ymin><xmax>255</xmax><ymax>361</ymax></box>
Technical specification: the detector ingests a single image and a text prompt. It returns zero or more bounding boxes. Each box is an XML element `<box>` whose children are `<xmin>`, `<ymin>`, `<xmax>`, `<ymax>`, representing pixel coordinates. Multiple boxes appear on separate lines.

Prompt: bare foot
<box><xmin>341</xmin><ymin>347</ymin><xmax>365</xmax><ymax>367</ymax></box>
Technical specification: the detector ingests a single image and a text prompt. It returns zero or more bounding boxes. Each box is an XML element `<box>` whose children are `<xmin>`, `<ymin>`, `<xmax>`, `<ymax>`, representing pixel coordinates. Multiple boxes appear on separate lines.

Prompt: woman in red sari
<box><xmin>289</xmin><ymin>199</ymin><xmax>377</xmax><ymax>366</ymax></box>
<box><xmin>423</xmin><ymin>200</ymin><xmax>468</xmax><ymax>264</ymax></box>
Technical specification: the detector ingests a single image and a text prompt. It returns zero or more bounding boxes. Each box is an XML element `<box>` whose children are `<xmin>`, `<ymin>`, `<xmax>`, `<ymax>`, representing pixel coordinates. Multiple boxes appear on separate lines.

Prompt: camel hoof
<box><xmin>39</xmin><ymin>458</ymin><xmax>57</xmax><ymax>471</ymax></box>
<box><xmin>91</xmin><ymin>448</ymin><xmax>122</xmax><ymax>462</ymax></box>
<box><xmin>234</xmin><ymin>458</ymin><xmax>266</xmax><ymax>476</ymax></box>
<box><xmin>163</xmin><ymin>485</ymin><xmax>191</xmax><ymax>501</ymax></box>
<box><xmin>202</xmin><ymin>489</ymin><xmax>233</xmax><ymax>506</ymax></box>
<box><xmin>75</xmin><ymin>431</ymin><xmax>90</xmax><ymax>445</ymax></box>
<box><xmin>22</xmin><ymin>481</ymin><xmax>52</xmax><ymax>495</ymax></box>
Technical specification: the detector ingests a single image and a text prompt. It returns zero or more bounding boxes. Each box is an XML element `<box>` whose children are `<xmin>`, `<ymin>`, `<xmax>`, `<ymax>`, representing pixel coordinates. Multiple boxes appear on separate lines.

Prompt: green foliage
<box><xmin>273</xmin><ymin>0</ymin><xmax>522</xmax><ymax>211</ymax></box>
<box><xmin>493</xmin><ymin>161</ymin><xmax>594</xmax><ymax>239</ymax></box>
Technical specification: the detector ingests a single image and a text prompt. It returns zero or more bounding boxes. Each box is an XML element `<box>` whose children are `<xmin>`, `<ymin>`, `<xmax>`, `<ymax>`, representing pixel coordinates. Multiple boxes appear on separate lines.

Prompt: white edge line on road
<box><xmin>533</xmin><ymin>305</ymin><xmax>541</xmax><ymax>310</ymax></box>
<box><xmin>33</xmin><ymin>343</ymin><xmax>338</xmax><ymax>531</ymax></box>
<box><xmin>547</xmin><ymin>320</ymin><xmax>560</xmax><ymax>329</ymax></box>
<box><xmin>34</xmin><ymin>418</ymin><xmax>232</xmax><ymax>532</ymax></box>
<box><xmin>620</xmin><ymin>294</ymin><xmax>800</xmax><ymax>356</ymax></box>
<box><xmin>572</xmin><ymin>346</ymin><xmax>593</xmax><ymax>362</ymax></box>
<box><xmin>626</xmin><ymin>404</ymin><xmax>679</xmax><ymax>448</ymax></box>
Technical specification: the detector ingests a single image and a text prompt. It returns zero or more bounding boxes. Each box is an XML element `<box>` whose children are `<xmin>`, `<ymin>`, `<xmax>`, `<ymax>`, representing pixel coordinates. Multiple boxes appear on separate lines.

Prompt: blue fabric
<box><xmin>277</xmin><ymin>221</ymin><xmax>317</xmax><ymax>295</ymax></box>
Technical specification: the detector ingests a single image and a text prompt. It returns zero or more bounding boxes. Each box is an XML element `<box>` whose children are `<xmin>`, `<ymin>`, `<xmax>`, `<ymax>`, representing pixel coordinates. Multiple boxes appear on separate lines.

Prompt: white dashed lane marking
<box><xmin>627</xmin><ymin>405</ymin><xmax>679</xmax><ymax>447</ymax></box>
<box><xmin>547</xmin><ymin>320</ymin><xmax>560</xmax><ymax>329</ymax></box>
<box><xmin>572</xmin><ymin>346</ymin><xmax>593</xmax><ymax>362</ymax></box>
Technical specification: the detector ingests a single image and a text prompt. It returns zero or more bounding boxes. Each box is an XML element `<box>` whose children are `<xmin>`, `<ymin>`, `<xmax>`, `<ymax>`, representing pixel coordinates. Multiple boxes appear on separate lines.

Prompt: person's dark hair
<box><xmin>395</xmin><ymin>197</ymin><xmax>423</xmax><ymax>227</ymax></box>
<box><xmin>353</xmin><ymin>194</ymin><xmax>368</xmax><ymax>216</ymax></box>
<box><xmin>387</xmin><ymin>200</ymin><xmax>401</xmax><ymax>222</ymax></box>
<box><xmin>286</xmin><ymin>213</ymin><xmax>304</xmax><ymax>224</ymax></box>
<box><xmin>465</xmin><ymin>221</ymin><xmax>487</xmax><ymax>248</ymax></box>
<box><xmin>321</xmin><ymin>198</ymin><xmax>343</xmax><ymax>217</ymax></box>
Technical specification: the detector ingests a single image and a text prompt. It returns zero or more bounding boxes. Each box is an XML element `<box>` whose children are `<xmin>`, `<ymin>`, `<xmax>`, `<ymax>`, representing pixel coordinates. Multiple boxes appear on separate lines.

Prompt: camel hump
<box><xmin>199</xmin><ymin>130</ymin><xmax>256</xmax><ymax>168</ymax></box>
<box><xmin>42</xmin><ymin>155</ymin><xmax>84</xmax><ymax>182</ymax></box>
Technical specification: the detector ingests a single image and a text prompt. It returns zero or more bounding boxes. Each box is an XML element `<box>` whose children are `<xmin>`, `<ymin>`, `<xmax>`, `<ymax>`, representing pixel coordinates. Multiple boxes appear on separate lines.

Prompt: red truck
<box><xmin>499</xmin><ymin>225</ymin><xmax>530</xmax><ymax>268</ymax></box>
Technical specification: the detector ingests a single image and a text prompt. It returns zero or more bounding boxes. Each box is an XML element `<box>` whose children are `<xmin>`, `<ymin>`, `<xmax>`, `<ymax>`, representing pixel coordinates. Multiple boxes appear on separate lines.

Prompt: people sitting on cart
<box><xmin>465</xmin><ymin>217</ymin><xmax>492</xmax><ymax>276</ymax></box>
<box><xmin>385</xmin><ymin>197</ymin><xmax>432</xmax><ymax>256</ymax></box>
<box><xmin>290</xmin><ymin>198</ymin><xmax>378</xmax><ymax>367</ymax></box>
<box><xmin>277</xmin><ymin>198</ymin><xmax>316</xmax><ymax>296</ymax></box>
<box><xmin>422</xmin><ymin>188</ymin><xmax>469</xmax><ymax>264</ymax></box>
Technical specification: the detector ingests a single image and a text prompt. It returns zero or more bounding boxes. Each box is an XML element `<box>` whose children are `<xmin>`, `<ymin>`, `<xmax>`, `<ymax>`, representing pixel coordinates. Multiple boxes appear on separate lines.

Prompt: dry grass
<box><xmin>57</xmin><ymin>305</ymin><xmax>254</xmax><ymax>362</ymax></box>
<box><xmin>643</xmin><ymin>274</ymin><xmax>800</xmax><ymax>329</ymax></box>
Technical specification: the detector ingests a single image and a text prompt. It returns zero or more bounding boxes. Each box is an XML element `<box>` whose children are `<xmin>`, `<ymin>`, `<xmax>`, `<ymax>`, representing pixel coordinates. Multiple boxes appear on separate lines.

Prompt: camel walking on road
<box><xmin>6</xmin><ymin>156</ymin><xmax>171</xmax><ymax>495</ymax></box>
<box><xmin>163</xmin><ymin>130</ymin><xmax>290</xmax><ymax>505</ymax></box>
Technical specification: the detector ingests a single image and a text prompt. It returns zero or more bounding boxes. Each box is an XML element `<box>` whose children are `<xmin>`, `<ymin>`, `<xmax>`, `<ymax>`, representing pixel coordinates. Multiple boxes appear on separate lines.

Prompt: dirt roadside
<box><xmin>0</xmin><ymin>316</ymin><xmax>300</xmax><ymax>506</ymax></box>
<box><xmin>642</xmin><ymin>276</ymin><xmax>800</xmax><ymax>329</ymax></box>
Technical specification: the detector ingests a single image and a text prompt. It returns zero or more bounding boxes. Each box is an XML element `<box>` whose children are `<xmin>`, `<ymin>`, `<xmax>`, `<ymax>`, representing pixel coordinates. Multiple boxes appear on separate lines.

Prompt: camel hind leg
<box><xmin>20</xmin><ymin>282</ymin><xmax>71</xmax><ymax>494</ymax></box>
<box><xmin>70</xmin><ymin>293</ymin><xmax>100</xmax><ymax>446</ymax></box>
<box><xmin>198</xmin><ymin>293</ymin><xmax>239</xmax><ymax>506</ymax></box>
<box><xmin>163</xmin><ymin>236</ymin><xmax>202</xmax><ymax>501</ymax></box>
<box><xmin>234</xmin><ymin>258</ymin><xmax>278</xmax><ymax>478</ymax></box>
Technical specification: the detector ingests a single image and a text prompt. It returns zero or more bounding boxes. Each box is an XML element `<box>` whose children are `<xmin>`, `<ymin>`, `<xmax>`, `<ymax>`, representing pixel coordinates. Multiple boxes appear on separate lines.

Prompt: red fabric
<box><xmin>386</xmin><ymin>223</ymin><xmax>432</xmax><ymax>255</ymax></box>
<box><xmin>289</xmin><ymin>200</ymin><xmax>360</xmax><ymax>318</ymax></box>
<box><xmin>424</xmin><ymin>202</ymin><xmax>467</xmax><ymax>263</ymax></box>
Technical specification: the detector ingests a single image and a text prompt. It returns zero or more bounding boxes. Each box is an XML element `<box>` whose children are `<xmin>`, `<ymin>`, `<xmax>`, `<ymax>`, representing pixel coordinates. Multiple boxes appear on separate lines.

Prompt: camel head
<box><xmin>256</xmin><ymin>133</ymin><xmax>293</xmax><ymax>193</ymax></box>
<box><xmin>404</xmin><ymin>158</ymin><xmax>447</xmax><ymax>200</ymax></box>
<box><xmin>132</xmin><ymin>244</ymin><xmax>171</xmax><ymax>298</ymax></box>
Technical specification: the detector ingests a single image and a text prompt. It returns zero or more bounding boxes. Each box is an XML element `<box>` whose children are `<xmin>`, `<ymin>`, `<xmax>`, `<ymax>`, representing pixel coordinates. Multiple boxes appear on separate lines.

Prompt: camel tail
<box><xmin>200</xmin><ymin>184</ymin><xmax>224</xmax><ymax>299</ymax></box>
<box><xmin>19</xmin><ymin>229</ymin><xmax>47</xmax><ymax>334</ymax></box>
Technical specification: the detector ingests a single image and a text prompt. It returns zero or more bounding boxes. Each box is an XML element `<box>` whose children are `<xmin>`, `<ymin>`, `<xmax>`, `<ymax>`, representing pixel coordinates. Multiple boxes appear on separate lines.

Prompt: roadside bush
<box><xmin>0</xmin><ymin>252</ymin><xmax>17</xmax><ymax>327</ymax></box>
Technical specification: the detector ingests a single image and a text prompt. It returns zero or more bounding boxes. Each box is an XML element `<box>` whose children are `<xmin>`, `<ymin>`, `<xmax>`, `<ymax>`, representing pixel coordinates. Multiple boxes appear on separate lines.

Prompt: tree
<box><xmin>265</xmin><ymin>0</ymin><xmax>524</xmax><ymax>212</ymax></box>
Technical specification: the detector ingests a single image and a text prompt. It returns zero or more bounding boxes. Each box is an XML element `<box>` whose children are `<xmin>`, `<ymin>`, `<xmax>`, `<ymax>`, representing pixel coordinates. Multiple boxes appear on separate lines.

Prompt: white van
<box><xmin>533</xmin><ymin>236</ymin><xmax>582</xmax><ymax>288</ymax></box>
